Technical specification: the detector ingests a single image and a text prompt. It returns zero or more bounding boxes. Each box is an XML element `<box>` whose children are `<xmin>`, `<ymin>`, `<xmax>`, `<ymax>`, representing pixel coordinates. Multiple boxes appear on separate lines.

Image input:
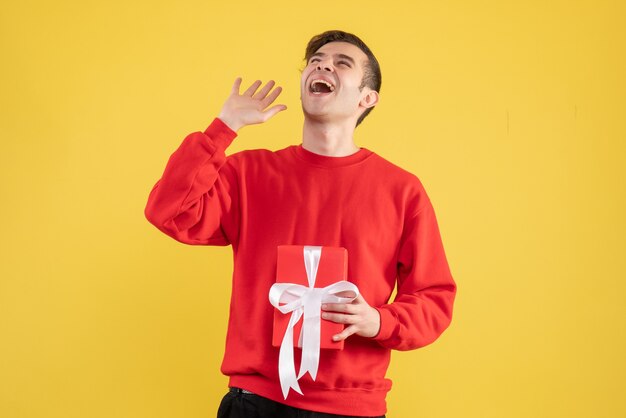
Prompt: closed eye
<box><xmin>309</xmin><ymin>58</ymin><xmax>350</xmax><ymax>67</ymax></box>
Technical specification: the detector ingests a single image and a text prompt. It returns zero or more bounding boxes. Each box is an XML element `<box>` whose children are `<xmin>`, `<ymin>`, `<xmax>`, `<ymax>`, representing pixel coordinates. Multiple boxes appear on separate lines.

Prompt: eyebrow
<box><xmin>310</xmin><ymin>52</ymin><xmax>356</xmax><ymax>65</ymax></box>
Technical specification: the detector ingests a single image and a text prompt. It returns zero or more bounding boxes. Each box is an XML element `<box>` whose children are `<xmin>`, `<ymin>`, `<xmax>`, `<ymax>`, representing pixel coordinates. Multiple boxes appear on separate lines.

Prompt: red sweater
<box><xmin>144</xmin><ymin>118</ymin><xmax>457</xmax><ymax>416</ymax></box>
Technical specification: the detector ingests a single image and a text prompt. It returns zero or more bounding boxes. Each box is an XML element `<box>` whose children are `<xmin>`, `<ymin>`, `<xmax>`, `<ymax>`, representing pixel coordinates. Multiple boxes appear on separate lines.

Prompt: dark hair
<box><xmin>304</xmin><ymin>30</ymin><xmax>382</xmax><ymax>127</ymax></box>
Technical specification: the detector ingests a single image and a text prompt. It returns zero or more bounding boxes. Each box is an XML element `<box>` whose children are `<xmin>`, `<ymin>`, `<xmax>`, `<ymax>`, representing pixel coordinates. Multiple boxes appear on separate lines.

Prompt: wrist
<box><xmin>217</xmin><ymin>114</ymin><xmax>242</xmax><ymax>132</ymax></box>
<box><xmin>369</xmin><ymin>308</ymin><xmax>382</xmax><ymax>338</ymax></box>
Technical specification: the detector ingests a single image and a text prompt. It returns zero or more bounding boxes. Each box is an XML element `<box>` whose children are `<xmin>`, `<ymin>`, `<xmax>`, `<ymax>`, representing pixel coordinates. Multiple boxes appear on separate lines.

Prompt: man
<box><xmin>145</xmin><ymin>30</ymin><xmax>456</xmax><ymax>418</ymax></box>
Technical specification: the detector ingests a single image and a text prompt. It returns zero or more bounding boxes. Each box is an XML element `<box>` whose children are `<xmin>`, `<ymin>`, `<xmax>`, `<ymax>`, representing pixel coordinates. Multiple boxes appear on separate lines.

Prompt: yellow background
<box><xmin>1</xmin><ymin>0</ymin><xmax>625</xmax><ymax>417</ymax></box>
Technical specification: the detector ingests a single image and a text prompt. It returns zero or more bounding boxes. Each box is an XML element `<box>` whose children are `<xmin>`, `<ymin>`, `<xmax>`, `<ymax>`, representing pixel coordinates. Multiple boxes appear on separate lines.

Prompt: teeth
<box><xmin>311</xmin><ymin>79</ymin><xmax>335</xmax><ymax>92</ymax></box>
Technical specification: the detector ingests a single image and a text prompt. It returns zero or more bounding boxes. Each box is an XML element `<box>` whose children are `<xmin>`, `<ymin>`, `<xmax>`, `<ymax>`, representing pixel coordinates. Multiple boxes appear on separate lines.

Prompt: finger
<box><xmin>322</xmin><ymin>312</ymin><xmax>356</xmax><ymax>324</ymax></box>
<box><xmin>336</xmin><ymin>290</ymin><xmax>358</xmax><ymax>298</ymax></box>
<box><xmin>253</xmin><ymin>80</ymin><xmax>276</xmax><ymax>100</ymax></box>
<box><xmin>333</xmin><ymin>325</ymin><xmax>358</xmax><ymax>342</ymax></box>
<box><xmin>261</xmin><ymin>86</ymin><xmax>284</xmax><ymax>107</ymax></box>
<box><xmin>322</xmin><ymin>303</ymin><xmax>354</xmax><ymax>314</ymax></box>
<box><xmin>261</xmin><ymin>104</ymin><xmax>287</xmax><ymax>121</ymax></box>
<box><xmin>231</xmin><ymin>77</ymin><xmax>242</xmax><ymax>95</ymax></box>
<box><xmin>243</xmin><ymin>80</ymin><xmax>262</xmax><ymax>96</ymax></box>
<box><xmin>352</xmin><ymin>294</ymin><xmax>366</xmax><ymax>304</ymax></box>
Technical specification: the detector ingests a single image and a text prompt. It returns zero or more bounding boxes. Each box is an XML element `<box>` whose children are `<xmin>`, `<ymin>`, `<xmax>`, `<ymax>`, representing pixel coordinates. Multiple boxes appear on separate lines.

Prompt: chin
<box><xmin>301</xmin><ymin>102</ymin><xmax>326</xmax><ymax>116</ymax></box>
<box><xmin>302</xmin><ymin>109</ymin><xmax>330</xmax><ymax>124</ymax></box>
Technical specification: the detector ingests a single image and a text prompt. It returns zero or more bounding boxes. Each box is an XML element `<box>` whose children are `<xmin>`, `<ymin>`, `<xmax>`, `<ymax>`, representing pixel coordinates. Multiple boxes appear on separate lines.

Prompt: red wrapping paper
<box><xmin>272</xmin><ymin>245</ymin><xmax>349</xmax><ymax>350</ymax></box>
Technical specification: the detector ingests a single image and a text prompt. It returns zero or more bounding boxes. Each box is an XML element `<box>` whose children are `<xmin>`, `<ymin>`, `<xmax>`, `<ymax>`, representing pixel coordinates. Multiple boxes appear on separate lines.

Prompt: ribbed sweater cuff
<box><xmin>373</xmin><ymin>307</ymin><xmax>395</xmax><ymax>342</ymax></box>
<box><xmin>203</xmin><ymin>117</ymin><xmax>238</xmax><ymax>151</ymax></box>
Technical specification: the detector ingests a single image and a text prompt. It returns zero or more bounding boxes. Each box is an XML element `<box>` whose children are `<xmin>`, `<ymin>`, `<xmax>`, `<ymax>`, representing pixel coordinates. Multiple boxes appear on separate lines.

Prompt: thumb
<box><xmin>262</xmin><ymin>104</ymin><xmax>287</xmax><ymax>121</ymax></box>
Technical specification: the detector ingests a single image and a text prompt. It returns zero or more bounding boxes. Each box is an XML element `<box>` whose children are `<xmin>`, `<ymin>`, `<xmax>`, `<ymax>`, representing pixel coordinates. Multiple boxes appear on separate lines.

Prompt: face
<box><xmin>300</xmin><ymin>41</ymin><xmax>378</xmax><ymax>125</ymax></box>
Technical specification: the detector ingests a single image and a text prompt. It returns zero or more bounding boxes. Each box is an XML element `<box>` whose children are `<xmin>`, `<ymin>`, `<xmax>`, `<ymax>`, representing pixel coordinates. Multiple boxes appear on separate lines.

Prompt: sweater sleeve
<box><xmin>144</xmin><ymin>117</ymin><xmax>240</xmax><ymax>246</ymax></box>
<box><xmin>373</xmin><ymin>196</ymin><xmax>457</xmax><ymax>350</ymax></box>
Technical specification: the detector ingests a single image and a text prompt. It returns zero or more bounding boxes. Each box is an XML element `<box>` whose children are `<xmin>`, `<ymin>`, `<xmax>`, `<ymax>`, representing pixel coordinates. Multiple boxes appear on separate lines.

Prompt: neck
<box><xmin>301</xmin><ymin>118</ymin><xmax>360</xmax><ymax>157</ymax></box>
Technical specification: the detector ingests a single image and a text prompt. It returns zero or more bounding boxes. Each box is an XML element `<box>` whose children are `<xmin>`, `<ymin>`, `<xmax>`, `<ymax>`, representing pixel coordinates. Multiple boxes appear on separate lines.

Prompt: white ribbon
<box><xmin>269</xmin><ymin>246</ymin><xmax>359</xmax><ymax>399</ymax></box>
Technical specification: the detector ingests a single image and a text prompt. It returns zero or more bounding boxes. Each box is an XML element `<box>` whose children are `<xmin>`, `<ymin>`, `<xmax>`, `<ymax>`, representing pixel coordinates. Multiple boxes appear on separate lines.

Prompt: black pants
<box><xmin>217</xmin><ymin>387</ymin><xmax>386</xmax><ymax>418</ymax></box>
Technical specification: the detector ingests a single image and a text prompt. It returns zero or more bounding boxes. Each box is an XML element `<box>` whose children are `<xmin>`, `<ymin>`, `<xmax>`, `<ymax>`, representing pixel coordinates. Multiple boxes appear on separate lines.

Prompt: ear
<box><xmin>360</xmin><ymin>89</ymin><xmax>379</xmax><ymax>109</ymax></box>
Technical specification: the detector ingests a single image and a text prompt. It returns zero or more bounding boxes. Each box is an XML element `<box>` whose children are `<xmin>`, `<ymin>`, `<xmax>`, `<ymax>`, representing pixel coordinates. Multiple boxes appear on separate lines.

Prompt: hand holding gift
<box><xmin>321</xmin><ymin>294</ymin><xmax>381</xmax><ymax>341</ymax></box>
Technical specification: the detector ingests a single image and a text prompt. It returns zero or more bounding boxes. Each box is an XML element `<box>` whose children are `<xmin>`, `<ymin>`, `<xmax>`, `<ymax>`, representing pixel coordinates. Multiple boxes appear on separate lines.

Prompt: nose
<box><xmin>316</xmin><ymin>58</ymin><xmax>333</xmax><ymax>72</ymax></box>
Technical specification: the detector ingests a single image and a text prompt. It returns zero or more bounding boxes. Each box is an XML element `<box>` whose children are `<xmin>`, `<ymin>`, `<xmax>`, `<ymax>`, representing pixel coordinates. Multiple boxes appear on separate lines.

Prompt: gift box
<box><xmin>272</xmin><ymin>245</ymin><xmax>349</xmax><ymax>350</ymax></box>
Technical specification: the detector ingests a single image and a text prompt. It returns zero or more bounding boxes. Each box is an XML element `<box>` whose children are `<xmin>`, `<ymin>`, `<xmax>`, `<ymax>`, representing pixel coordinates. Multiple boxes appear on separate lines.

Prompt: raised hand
<box><xmin>218</xmin><ymin>77</ymin><xmax>287</xmax><ymax>132</ymax></box>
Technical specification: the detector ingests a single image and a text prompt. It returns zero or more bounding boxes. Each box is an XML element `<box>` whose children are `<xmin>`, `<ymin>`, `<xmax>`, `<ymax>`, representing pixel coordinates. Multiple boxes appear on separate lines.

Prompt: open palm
<box><xmin>218</xmin><ymin>78</ymin><xmax>287</xmax><ymax>131</ymax></box>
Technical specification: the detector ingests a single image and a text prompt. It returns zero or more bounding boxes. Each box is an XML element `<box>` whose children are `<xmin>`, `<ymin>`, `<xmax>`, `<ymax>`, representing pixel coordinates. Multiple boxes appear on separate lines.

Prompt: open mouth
<box><xmin>309</xmin><ymin>79</ymin><xmax>335</xmax><ymax>94</ymax></box>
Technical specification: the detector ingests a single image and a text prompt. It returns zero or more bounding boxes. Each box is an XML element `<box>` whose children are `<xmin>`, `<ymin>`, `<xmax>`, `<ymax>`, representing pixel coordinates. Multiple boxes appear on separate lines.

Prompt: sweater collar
<box><xmin>291</xmin><ymin>144</ymin><xmax>374</xmax><ymax>168</ymax></box>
